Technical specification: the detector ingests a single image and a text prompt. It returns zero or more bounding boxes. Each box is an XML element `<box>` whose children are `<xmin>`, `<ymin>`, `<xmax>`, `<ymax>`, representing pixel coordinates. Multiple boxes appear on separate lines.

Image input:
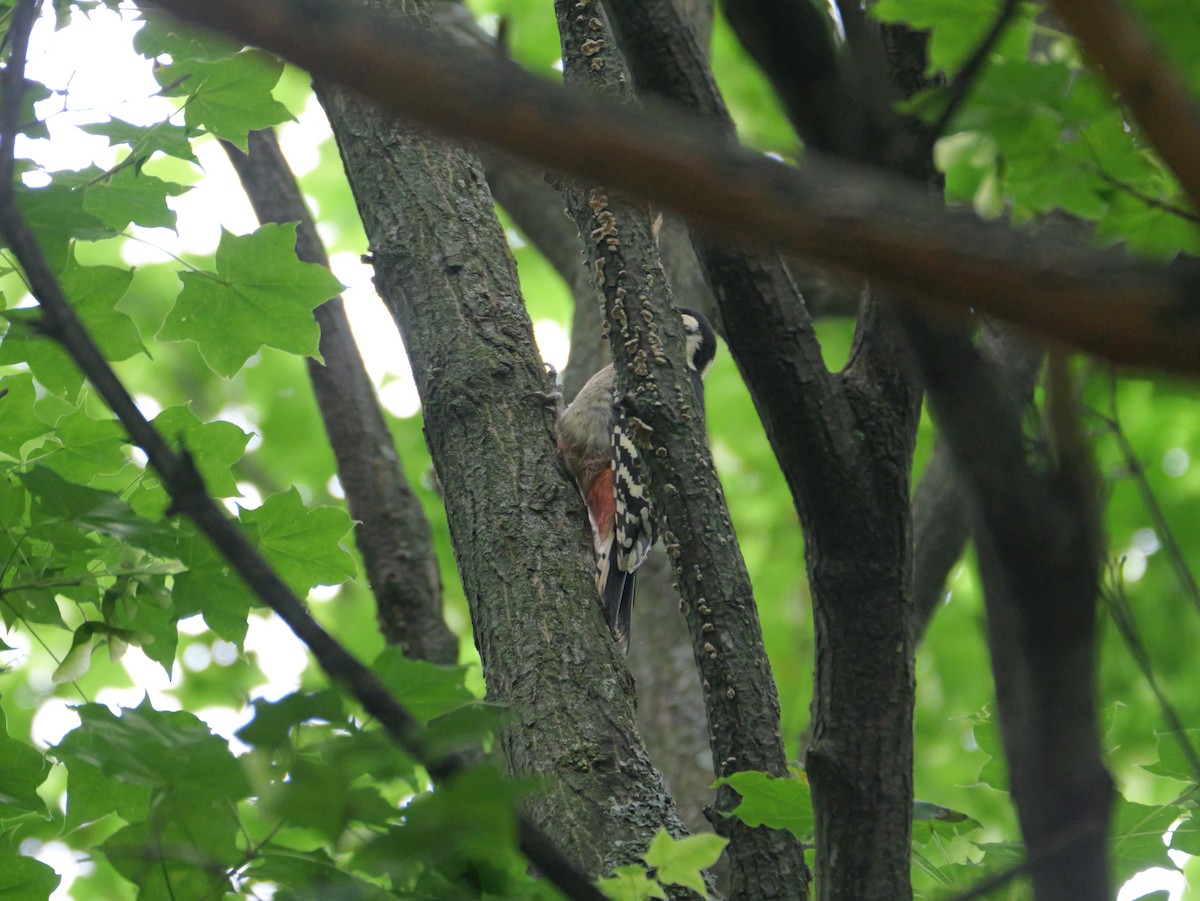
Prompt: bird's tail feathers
<box><xmin>595</xmin><ymin>531</ymin><xmax>634</xmax><ymax>653</ymax></box>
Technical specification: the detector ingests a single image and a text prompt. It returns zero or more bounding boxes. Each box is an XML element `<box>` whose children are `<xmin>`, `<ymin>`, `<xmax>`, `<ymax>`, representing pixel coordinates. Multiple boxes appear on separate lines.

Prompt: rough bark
<box><xmin>727</xmin><ymin>0</ymin><xmax>1117</xmax><ymax>892</ymax></box>
<box><xmin>222</xmin><ymin>129</ymin><xmax>457</xmax><ymax>663</ymax></box>
<box><xmin>466</xmin><ymin>0</ymin><xmax>719</xmax><ymax>829</ymax></box>
<box><xmin>554</xmin><ymin>4</ymin><xmax>808</xmax><ymax>897</ymax></box>
<box><xmin>543</xmin><ymin>0</ymin><xmax>716</xmax><ymax>841</ymax></box>
<box><xmin>546</xmin><ymin>213</ymin><xmax>717</xmax><ymax>843</ymax></box>
<box><xmin>879</xmin><ymin>19</ymin><xmax>1114</xmax><ymax>897</ymax></box>
<box><xmin>600</xmin><ymin>2</ymin><xmax>921</xmax><ymax>897</ymax></box>
<box><xmin>626</xmin><ymin>555</ymin><xmax>714</xmax><ymax>836</ymax></box>
<box><xmin>315</xmin><ymin>0</ymin><xmax>690</xmax><ymax>877</ymax></box>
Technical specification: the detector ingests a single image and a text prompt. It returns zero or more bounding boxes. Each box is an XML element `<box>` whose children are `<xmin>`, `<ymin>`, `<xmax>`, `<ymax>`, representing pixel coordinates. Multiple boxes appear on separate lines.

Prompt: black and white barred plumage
<box><xmin>556</xmin><ymin>310</ymin><xmax>717</xmax><ymax>650</ymax></box>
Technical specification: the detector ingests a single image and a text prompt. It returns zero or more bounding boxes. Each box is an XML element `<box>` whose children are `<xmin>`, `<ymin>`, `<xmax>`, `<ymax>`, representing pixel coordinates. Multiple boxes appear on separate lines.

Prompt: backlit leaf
<box><xmin>159</xmin><ymin>225</ymin><xmax>343</xmax><ymax>377</ymax></box>
<box><xmin>642</xmin><ymin>829</ymin><xmax>726</xmax><ymax>896</ymax></box>
<box><xmin>0</xmin><ymin>840</ymin><xmax>60</xmax><ymax>900</ymax></box>
<box><xmin>54</xmin><ymin>698</ymin><xmax>250</xmax><ymax>801</ymax></box>
<box><xmin>155</xmin><ymin>50</ymin><xmax>292</xmax><ymax>149</ymax></box>
<box><xmin>241</xmin><ymin>487</ymin><xmax>357</xmax><ymax>591</ymax></box>
<box><xmin>0</xmin><ymin>707</ymin><xmax>51</xmax><ymax>818</ymax></box>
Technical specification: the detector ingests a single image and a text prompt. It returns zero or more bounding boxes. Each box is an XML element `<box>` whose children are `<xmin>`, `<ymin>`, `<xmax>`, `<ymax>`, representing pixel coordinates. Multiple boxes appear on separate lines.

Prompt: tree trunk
<box><xmin>315</xmin><ymin>0</ymin><xmax>691</xmax><ymax>875</ymax></box>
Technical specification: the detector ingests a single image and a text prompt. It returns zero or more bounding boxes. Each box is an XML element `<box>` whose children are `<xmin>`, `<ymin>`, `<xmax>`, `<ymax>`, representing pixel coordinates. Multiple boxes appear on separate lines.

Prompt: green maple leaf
<box><xmin>172</xmin><ymin>489</ymin><xmax>354</xmax><ymax>643</ymax></box>
<box><xmin>641</xmin><ymin>829</ymin><xmax>726</xmax><ymax>896</ymax></box>
<box><xmin>1143</xmin><ymin>729</ymin><xmax>1200</xmax><ymax>783</ymax></box>
<box><xmin>236</xmin><ymin>689</ymin><xmax>346</xmax><ymax>749</ymax></box>
<box><xmin>596</xmin><ymin>866</ymin><xmax>666</xmax><ymax>901</ymax></box>
<box><xmin>714</xmin><ymin>769</ymin><xmax>813</xmax><ymax>841</ymax></box>
<box><xmin>11</xmin><ymin>176</ymin><xmax>113</xmax><ymax>271</ymax></box>
<box><xmin>80</xmin><ymin>118</ymin><xmax>197</xmax><ymax>162</ymax></box>
<box><xmin>133</xmin><ymin>15</ymin><xmax>240</xmax><ymax>64</ymax></box>
<box><xmin>20</xmin><ymin>466</ymin><xmax>176</xmax><ymax>556</ymax></box>
<box><xmin>242</xmin><ymin>487</ymin><xmax>358</xmax><ymax>592</ymax></box>
<box><xmin>100</xmin><ymin>792</ymin><xmax>241</xmax><ymax>898</ymax></box>
<box><xmin>62</xmin><ymin>757</ymin><xmax>152</xmax><ymax>832</ymax></box>
<box><xmin>156</xmin><ymin>49</ymin><xmax>292</xmax><ymax>149</ymax></box>
<box><xmin>0</xmin><ymin>75</ymin><xmax>53</xmax><ymax>142</ymax></box>
<box><xmin>127</xmin><ymin>407</ymin><xmax>251</xmax><ymax>518</ymax></box>
<box><xmin>371</xmin><ymin>648</ymin><xmax>476</xmax><ymax>723</ymax></box>
<box><xmin>171</xmin><ymin>523</ymin><xmax>257</xmax><ymax>645</ymax></box>
<box><xmin>0</xmin><ymin>840</ymin><xmax>60</xmax><ymax>899</ymax></box>
<box><xmin>151</xmin><ymin>405</ymin><xmax>251</xmax><ymax>499</ymax></box>
<box><xmin>43</xmin><ymin>404</ymin><xmax>129</xmax><ymax>482</ymax></box>
<box><xmin>0</xmin><ymin>707</ymin><xmax>51</xmax><ymax>819</ymax></box>
<box><xmin>159</xmin><ymin>224</ymin><xmax>343</xmax><ymax>377</ymax></box>
<box><xmin>0</xmin><ymin>253</ymin><xmax>146</xmax><ymax>397</ymax></box>
<box><xmin>54</xmin><ymin>699</ymin><xmax>250</xmax><ymax>800</ymax></box>
<box><xmin>0</xmin><ymin>372</ymin><xmax>54</xmax><ymax>457</ymax></box>
<box><xmin>82</xmin><ymin>165</ymin><xmax>190</xmax><ymax>231</ymax></box>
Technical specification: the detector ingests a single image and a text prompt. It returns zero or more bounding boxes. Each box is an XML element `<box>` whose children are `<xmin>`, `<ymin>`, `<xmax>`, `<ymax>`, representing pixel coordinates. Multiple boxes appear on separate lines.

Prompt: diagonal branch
<box><xmin>926</xmin><ymin>0</ymin><xmax>1020</xmax><ymax>141</ymax></box>
<box><xmin>1050</xmin><ymin>0</ymin><xmax>1200</xmax><ymax>213</ymax></box>
<box><xmin>145</xmin><ymin>0</ymin><xmax>1200</xmax><ymax>375</ymax></box>
<box><xmin>0</xmin><ymin>5</ymin><xmax>604</xmax><ymax>898</ymax></box>
<box><xmin>222</xmin><ymin>129</ymin><xmax>457</xmax><ymax>663</ymax></box>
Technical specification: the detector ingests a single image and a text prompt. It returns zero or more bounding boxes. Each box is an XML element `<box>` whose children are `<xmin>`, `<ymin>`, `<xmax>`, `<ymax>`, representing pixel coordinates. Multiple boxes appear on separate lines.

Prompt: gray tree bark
<box><xmin>315</xmin><ymin>0</ymin><xmax>691</xmax><ymax>878</ymax></box>
<box><xmin>554</xmin><ymin>3</ymin><xmax>809</xmax><ymax>898</ymax></box>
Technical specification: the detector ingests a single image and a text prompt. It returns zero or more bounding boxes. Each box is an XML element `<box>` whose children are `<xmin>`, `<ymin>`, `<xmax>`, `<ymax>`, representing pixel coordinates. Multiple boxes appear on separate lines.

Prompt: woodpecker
<box><xmin>556</xmin><ymin>309</ymin><xmax>717</xmax><ymax>651</ymax></box>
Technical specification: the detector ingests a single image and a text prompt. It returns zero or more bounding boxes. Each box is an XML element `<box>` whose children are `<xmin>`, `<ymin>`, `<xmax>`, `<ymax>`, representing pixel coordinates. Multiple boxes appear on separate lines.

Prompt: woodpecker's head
<box><xmin>680</xmin><ymin>309</ymin><xmax>717</xmax><ymax>378</ymax></box>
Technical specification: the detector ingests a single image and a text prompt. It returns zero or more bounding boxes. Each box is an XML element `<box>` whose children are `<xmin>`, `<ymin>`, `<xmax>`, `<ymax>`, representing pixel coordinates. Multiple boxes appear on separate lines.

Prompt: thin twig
<box><xmin>1101</xmin><ymin>572</ymin><xmax>1200</xmax><ymax>784</ymax></box>
<box><xmin>1092</xmin><ymin>407</ymin><xmax>1200</xmax><ymax>618</ymax></box>
<box><xmin>0</xmin><ymin>5</ymin><xmax>605</xmax><ymax>898</ymax></box>
<box><xmin>1096</xmin><ymin>170</ymin><xmax>1200</xmax><ymax>224</ymax></box>
<box><xmin>0</xmin><ymin>0</ymin><xmax>35</xmax><ymax>190</ymax></box>
<box><xmin>928</xmin><ymin>0</ymin><xmax>1019</xmax><ymax>140</ymax></box>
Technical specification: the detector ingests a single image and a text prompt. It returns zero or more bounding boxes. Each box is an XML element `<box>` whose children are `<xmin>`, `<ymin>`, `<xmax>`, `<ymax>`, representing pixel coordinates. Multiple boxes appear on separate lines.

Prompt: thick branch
<box><xmin>312</xmin><ymin>0</ymin><xmax>693</xmax><ymax>879</ymax></box>
<box><xmin>904</xmin><ymin>318</ymin><xmax>1112</xmax><ymax>901</ymax></box>
<box><xmin>555</xmin><ymin>4</ymin><xmax>807</xmax><ymax>898</ymax></box>
<box><xmin>724</xmin><ymin>0</ymin><xmax>894</xmax><ymax>163</ymax></box>
<box><xmin>911</xmin><ymin>327</ymin><xmax>1042</xmax><ymax>640</ymax></box>
<box><xmin>0</xmin><ymin>6</ymin><xmax>602</xmax><ymax>897</ymax></box>
<box><xmin>602</xmin><ymin>4</ymin><xmax>921</xmax><ymax>898</ymax></box>
<box><xmin>554</xmin><ymin>186</ymin><xmax>716</xmax><ymax>857</ymax></box>
<box><xmin>222</xmin><ymin>130</ymin><xmax>457</xmax><ymax>663</ymax></box>
<box><xmin>146</xmin><ymin>0</ymin><xmax>1200</xmax><ymax>375</ymax></box>
<box><xmin>600</xmin><ymin>0</ymin><xmax>869</xmax><ymax>547</ymax></box>
<box><xmin>1050</xmin><ymin>0</ymin><xmax>1200</xmax><ymax>212</ymax></box>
